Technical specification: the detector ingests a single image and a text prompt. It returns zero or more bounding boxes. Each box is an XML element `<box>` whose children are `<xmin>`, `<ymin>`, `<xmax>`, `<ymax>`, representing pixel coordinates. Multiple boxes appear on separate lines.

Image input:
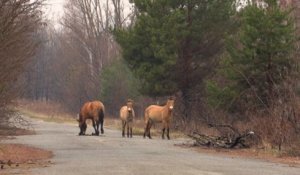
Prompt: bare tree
<box><xmin>51</xmin><ymin>0</ymin><xmax>131</xmax><ymax>109</ymax></box>
<box><xmin>16</xmin><ymin>0</ymin><xmax>140</xmax><ymax>114</ymax></box>
<box><xmin>0</xmin><ymin>0</ymin><xmax>44</xmax><ymax>123</ymax></box>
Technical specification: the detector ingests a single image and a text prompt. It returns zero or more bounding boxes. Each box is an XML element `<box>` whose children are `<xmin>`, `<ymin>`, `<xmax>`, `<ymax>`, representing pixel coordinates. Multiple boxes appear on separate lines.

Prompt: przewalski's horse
<box><xmin>143</xmin><ymin>97</ymin><xmax>175</xmax><ymax>139</ymax></box>
<box><xmin>78</xmin><ymin>101</ymin><xmax>105</xmax><ymax>136</ymax></box>
<box><xmin>120</xmin><ymin>99</ymin><xmax>135</xmax><ymax>138</ymax></box>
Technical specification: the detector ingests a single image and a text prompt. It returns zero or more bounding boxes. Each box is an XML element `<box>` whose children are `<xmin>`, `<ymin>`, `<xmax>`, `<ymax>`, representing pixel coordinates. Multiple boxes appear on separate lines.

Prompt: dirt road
<box><xmin>5</xmin><ymin>116</ymin><xmax>300</xmax><ymax>175</ymax></box>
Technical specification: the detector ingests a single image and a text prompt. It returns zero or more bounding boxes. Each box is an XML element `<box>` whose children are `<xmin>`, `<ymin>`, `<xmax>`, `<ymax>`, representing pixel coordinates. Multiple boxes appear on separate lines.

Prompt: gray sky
<box><xmin>44</xmin><ymin>0</ymin><xmax>133</xmax><ymax>28</ymax></box>
<box><xmin>44</xmin><ymin>0</ymin><xmax>65</xmax><ymax>23</ymax></box>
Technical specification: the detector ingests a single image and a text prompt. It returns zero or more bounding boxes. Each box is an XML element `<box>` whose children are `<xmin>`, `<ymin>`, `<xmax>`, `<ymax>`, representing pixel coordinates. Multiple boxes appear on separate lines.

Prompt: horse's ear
<box><xmin>169</xmin><ymin>96</ymin><xmax>176</xmax><ymax>100</ymax></box>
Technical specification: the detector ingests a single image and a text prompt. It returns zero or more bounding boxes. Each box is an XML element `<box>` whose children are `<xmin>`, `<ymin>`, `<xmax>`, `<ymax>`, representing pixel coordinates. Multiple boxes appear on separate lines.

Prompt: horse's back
<box><xmin>90</xmin><ymin>101</ymin><xmax>105</xmax><ymax>111</ymax></box>
<box><xmin>80</xmin><ymin>101</ymin><xmax>105</xmax><ymax>120</ymax></box>
<box><xmin>145</xmin><ymin>105</ymin><xmax>163</xmax><ymax>122</ymax></box>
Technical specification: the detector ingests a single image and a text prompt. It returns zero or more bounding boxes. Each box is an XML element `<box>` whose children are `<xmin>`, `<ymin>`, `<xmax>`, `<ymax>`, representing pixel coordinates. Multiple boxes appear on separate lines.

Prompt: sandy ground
<box><xmin>3</xmin><ymin>116</ymin><xmax>300</xmax><ymax>175</ymax></box>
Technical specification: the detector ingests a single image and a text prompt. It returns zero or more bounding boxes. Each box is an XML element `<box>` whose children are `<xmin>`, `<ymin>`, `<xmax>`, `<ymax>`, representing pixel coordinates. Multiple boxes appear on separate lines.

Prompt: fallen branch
<box><xmin>188</xmin><ymin>129</ymin><xmax>255</xmax><ymax>149</ymax></box>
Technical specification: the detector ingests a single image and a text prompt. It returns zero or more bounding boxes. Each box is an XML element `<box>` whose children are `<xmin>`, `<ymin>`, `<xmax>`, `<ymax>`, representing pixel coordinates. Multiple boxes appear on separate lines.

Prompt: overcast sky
<box><xmin>43</xmin><ymin>0</ymin><xmax>133</xmax><ymax>28</ymax></box>
<box><xmin>44</xmin><ymin>0</ymin><xmax>65</xmax><ymax>24</ymax></box>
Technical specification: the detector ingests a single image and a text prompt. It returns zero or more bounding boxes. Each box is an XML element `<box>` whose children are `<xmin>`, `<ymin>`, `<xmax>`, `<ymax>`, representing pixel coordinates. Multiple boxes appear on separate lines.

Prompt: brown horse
<box><xmin>143</xmin><ymin>97</ymin><xmax>175</xmax><ymax>139</ymax></box>
<box><xmin>78</xmin><ymin>101</ymin><xmax>105</xmax><ymax>136</ymax></box>
<box><xmin>120</xmin><ymin>99</ymin><xmax>135</xmax><ymax>138</ymax></box>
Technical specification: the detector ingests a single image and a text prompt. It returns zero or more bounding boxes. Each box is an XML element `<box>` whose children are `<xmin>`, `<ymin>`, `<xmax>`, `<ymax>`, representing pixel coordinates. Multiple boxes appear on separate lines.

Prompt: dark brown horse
<box><xmin>78</xmin><ymin>101</ymin><xmax>105</xmax><ymax>136</ymax></box>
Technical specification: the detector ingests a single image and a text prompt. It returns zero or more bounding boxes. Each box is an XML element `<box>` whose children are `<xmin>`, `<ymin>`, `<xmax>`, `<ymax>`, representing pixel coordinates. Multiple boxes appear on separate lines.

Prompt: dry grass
<box><xmin>189</xmin><ymin>146</ymin><xmax>300</xmax><ymax>167</ymax></box>
<box><xmin>0</xmin><ymin>126</ymin><xmax>35</xmax><ymax>137</ymax></box>
<box><xmin>0</xmin><ymin>144</ymin><xmax>53</xmax><ymax>174</ymax></box>
<box><xmin>19</xmin><ymin>108</ymin><xmax>76</xmax><ymax>124</ymax></box>
<box><xmin>16</xmin><ymin>99</ymin><xmax>77</xmax><ymax>124</ymax></box>
<box><xmin>0</xmin><ymin>144</ymin><xmax>53</xmax><ymax>163</ymax></box>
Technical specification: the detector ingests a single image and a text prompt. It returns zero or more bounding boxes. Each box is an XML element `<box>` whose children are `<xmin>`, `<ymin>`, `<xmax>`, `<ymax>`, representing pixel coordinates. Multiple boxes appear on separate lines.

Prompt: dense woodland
<box><xmin>1</xmin><ymin>0</ymin><xmax>300</xmax><ymax>153</ymax></box>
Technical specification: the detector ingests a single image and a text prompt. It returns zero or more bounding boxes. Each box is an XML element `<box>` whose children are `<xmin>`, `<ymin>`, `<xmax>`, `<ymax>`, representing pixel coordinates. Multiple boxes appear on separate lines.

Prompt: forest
<box><xmin>1</xmin><ymin>0</ymin><xmax>300</xmax><ymax>154</ymax></box>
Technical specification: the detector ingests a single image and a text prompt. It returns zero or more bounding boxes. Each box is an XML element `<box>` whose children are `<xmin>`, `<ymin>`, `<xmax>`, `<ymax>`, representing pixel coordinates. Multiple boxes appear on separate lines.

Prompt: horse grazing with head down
<box><xmin>143</xmin><ymin>97</ymin><xmax>175</xmax><ymax>140</ymax></box>
<box><xmin>78</xmin><ymin>101</ymin><xmax>105</xmax><ymax>136</ymax></box>
<box><xmin>120</xmin><ymin>99</ymin><xmax>135</xmax><ymax>138</ymax></box>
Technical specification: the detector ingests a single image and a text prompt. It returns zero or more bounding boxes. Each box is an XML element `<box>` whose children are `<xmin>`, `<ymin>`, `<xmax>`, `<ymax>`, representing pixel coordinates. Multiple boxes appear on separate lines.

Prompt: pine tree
<box><xmin>210</xmin><ymin>0</ymin><xmax>296</xmax><ymax>110</ymax></box>
<box><xmin>115</xmin><ymin>0</ymin><xmax>235</xmax><ymax>97</ymax></box>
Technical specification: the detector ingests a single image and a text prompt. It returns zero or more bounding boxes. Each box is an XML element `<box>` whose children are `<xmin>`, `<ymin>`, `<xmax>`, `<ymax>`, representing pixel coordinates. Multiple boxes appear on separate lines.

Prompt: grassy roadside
<box><xmin>18</xmin><ymin>108</ymin><xmax>77</xmax><ymax>124</ymax></box>
<box><xmin>189</xmin><ymin>146</ymin><xmax>300</xmax><ymax>167</ymax></box>
<box><xmin>0</xmin><ymin>144</ymin><xmax>53</xmax><ymax>174</ymax></box>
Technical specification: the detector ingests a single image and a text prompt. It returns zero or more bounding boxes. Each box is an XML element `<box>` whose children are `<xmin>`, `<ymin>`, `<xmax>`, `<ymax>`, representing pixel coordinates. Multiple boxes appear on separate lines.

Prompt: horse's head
<box><xmin>77</xmin><ymin>116</ymin><xmax>87</xmax><ymax>135</ymax></box>
<box><xmin>78</xmin><ymin>122</ymin><xmax>87</xmax><ymax>135</ymax></box>
<box><xmin>126</xmin><ymin>99</ymin><xmax>134</xmax><ymax>113</ymax></box>
<box><xmin>167</xmin><ymin>96</ymin><xmax>176</xmax><ymax>112</ymax></box>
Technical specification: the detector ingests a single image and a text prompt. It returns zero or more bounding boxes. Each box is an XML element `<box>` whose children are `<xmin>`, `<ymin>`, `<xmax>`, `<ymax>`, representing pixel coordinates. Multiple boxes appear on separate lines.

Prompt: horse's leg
<box><xmin>143</xmin><ymin>120</ymin><xmax>148</xmax><ymax>138</ymax></box>
<box><xmin>99</xmin><ymin>109</ymin><xmax>104</xmax><ymax>134</ymax></box>
<box><xmin>162</xmin><ymin>121</ymin><xmax>167</xmax><ymax>139</ymax></box>
<box><xmin>95</xmin><ymin>120</ymin><xmax>100</xmax><ymax>136</ymax></box>
<box><xmin>167</xmin><ymin>123</ymin><xmax>170</xmax><ymax>140</ymax></box>
<box><xmin>92</xmin><ymin>119</ymin><xmax>97</xmax><ymax>135</ymax></box>
<box><xmin>162</xmin><ymin>128</ymin><xmax>165</xmax><ymax>139</ymax></box>
<box><xmin>147</xmin><ymin>121</ymin><xmax>152</xmax><ymax>139</ymax></box>
<box><xmin>122</xmin><ymin>121</ymin><xmax>126</xmax><ymax>137</ymax></box>
<box><xmin>79</xmin><ymin>122</ymin><xmax>83</xmax><ymax>135</ymax></box>
<box><xmin>127</xmin><ymin>124</ymin><xmax>130</xmax><ymax>138</ymax></box>
<box><xmin>100</xmin><ymin>118</ymin><xmax>104</xmax><ymax>134</ymax></box>
<box><xmin>82</xmin><ymin>121</ymin><xmax>87</xmax><ymax>135</ymax></box>
<box><xmin>130</xmin><ymin>124</ymin><xmax>133</xmax><ymax>138</ymax></box>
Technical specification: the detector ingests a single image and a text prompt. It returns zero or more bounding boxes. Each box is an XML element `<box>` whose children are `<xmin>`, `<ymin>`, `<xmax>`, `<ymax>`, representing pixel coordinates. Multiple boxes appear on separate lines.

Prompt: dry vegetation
<box><xmin>0</xmin><ymin>0</ymin><xmax>44</xmax><ymax>126</ymax></box>
<box><xmin>0</xmin><ymin>144</ymin><xmax>53</xmax><ymax>173</ymax></box>
<box><xmin>190</xmin><ymin>146</ymin><xmax>300</xmax><ymax>167</ymax></box>
<box><xmin>17</xmin><ymin>99</ymin><xmax>76</xmax><ymax>124</ymax></box>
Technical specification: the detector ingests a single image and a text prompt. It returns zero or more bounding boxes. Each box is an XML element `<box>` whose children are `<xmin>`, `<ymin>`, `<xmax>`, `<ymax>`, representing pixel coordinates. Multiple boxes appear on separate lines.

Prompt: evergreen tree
<box><xmin>208</xmin><ymin>0</ymin><xmax>296</xmax><ymax>110</ymax></box>
<box><xmin>115</xmin><ymin>0</ymin><xmax>235</xmax><ymax>97</ymax></box>
<box><xmin>100</xmin><ymin>59</ymin><xmax>140</xmax><ymax>116</ymax></box>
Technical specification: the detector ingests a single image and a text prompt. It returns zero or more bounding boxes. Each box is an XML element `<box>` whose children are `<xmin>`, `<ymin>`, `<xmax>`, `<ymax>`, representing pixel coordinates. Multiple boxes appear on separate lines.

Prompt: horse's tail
<box><xmin>99</xmin><ymin>108</ymin><xmax>104</xmax><ymax>122</ymax></box>
<box><xmin>144</xmin><ymin>108</ymin><xmax>149</xmax><ymax>124</ymax></box>
<box><xmin>143</xmin><ymin>109</ymin><xmax>150</xmax><ymax>138</ymax></box>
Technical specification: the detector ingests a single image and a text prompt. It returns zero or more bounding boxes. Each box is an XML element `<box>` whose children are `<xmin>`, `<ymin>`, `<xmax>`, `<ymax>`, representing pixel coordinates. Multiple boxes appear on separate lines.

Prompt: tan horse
<box><xmin>120</xmin><ymin>99</ymin><xmax>135</xmax><ymax>138</ymax></box>
<box><xmin>78</xmin><ymin>101</ymin><xmax>105</xmax><ymax>136</ymax></box>
<box><xmin>143</xmin><ymin>97</ymin><xmax>175</xmax><ymax>139</ymax></box>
